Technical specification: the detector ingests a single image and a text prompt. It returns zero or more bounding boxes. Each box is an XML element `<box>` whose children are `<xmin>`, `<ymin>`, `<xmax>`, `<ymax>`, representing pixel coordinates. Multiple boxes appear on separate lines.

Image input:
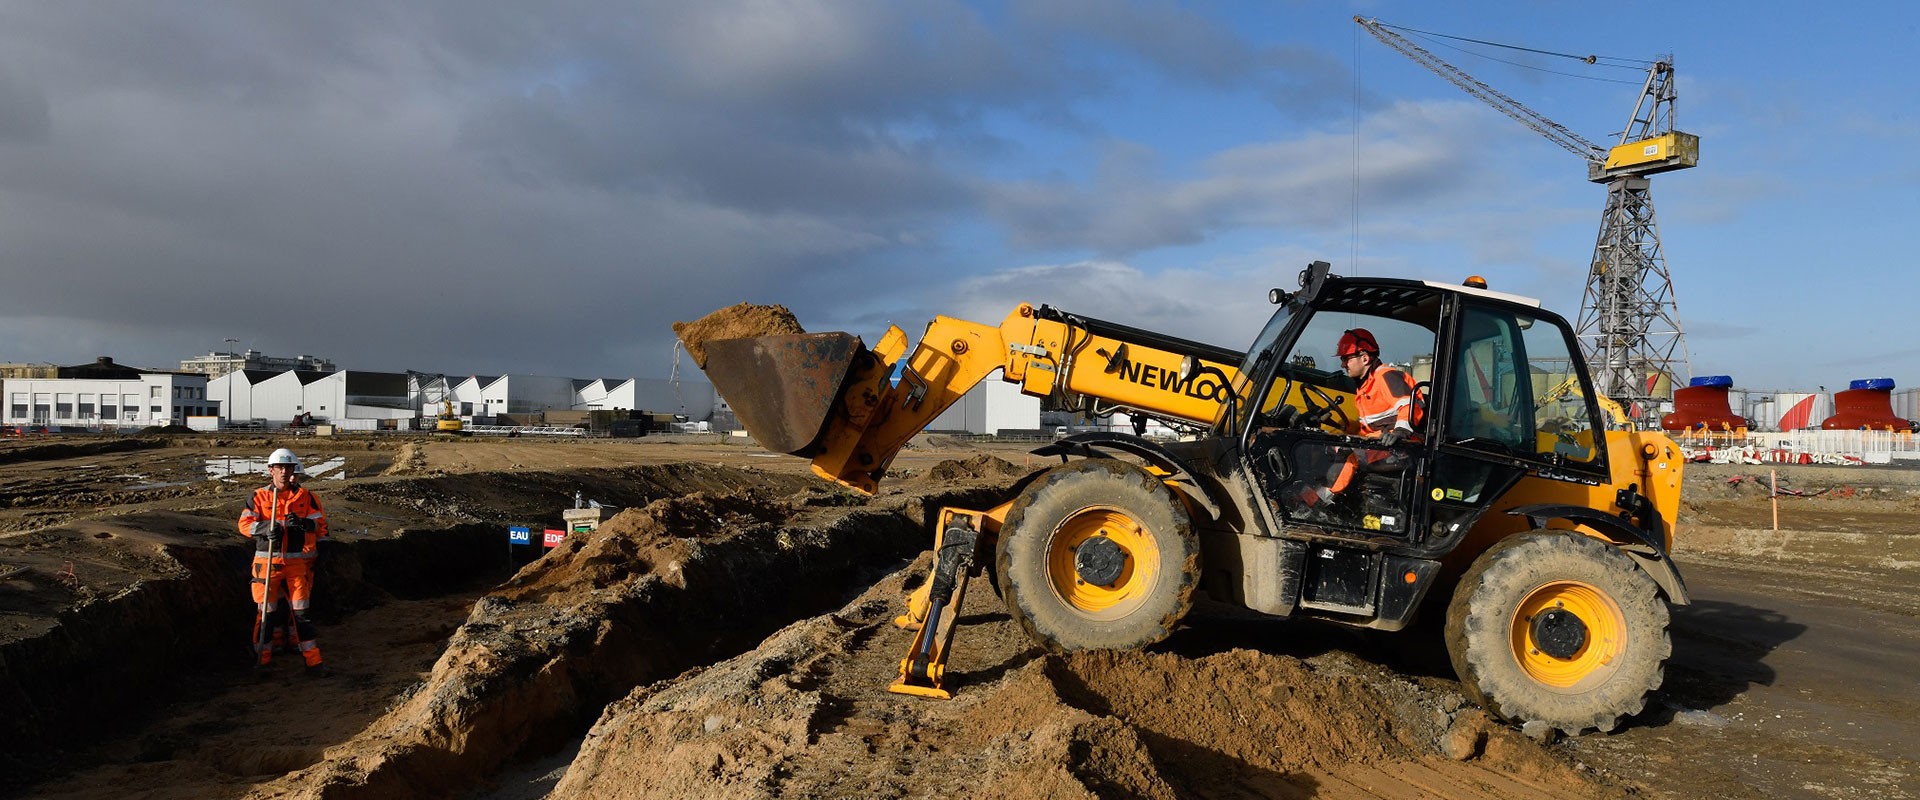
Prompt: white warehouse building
<box><xmin>927</xmin><ymin>379</ymin><xmax>1041</xmax><ymax>435</ymax></box>
<box><xmin>209</xmin><ymin>370</ymin><xmax>416</xmax><ymax>427</ymax></box>
<box><xmin>3</xmin><ymin>358</ymin><xmax>212</xmax><ymax>429</ymax></box>
<box><xmin>576</xmin><ymin>378</ymin><xmax>716</xmax><ymax>420</ymax></box>
<box><xmin>206</xmin><ymin>368</ymin><xmax>717</xmax><ymax>429</ymax></box>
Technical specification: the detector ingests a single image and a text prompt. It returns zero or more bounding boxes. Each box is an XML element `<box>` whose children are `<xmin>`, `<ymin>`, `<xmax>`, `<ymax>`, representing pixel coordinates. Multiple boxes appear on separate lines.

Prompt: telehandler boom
<box><xmin>689</xmin><ymin>261</ymin><xmax>1688</xmax><ymax>735</ymax></box>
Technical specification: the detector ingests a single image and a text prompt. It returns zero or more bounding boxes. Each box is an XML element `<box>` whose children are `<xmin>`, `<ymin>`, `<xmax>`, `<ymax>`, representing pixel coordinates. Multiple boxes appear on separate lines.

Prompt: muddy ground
<box><xmin>0</xmin><ymin>435</ymin><xmax>1913</xmax><ymax>799</ymax></box>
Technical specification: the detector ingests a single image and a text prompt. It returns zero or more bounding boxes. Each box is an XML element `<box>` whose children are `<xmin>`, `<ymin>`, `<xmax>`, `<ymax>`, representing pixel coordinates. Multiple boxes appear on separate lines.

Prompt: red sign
<box><xmin>543</xmin><ymin>528</ymin><xmax>565</xmax><ymax>548</ymax></box>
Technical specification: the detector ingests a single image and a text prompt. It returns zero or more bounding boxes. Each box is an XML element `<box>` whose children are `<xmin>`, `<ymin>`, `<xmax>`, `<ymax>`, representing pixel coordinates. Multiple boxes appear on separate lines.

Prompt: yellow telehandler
<box><xmin>690</xmin><ymin>261</ymin><xmax>1686</xmax><ymax>735</ymax></box>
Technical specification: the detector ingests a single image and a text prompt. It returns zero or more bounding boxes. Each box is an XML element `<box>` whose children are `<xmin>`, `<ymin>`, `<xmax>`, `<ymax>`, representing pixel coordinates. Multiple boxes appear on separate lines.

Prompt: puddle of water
<box><xmin>306</xmin><ymin>457</ymin><xmax>347</xmax><ymax>480</ymax></box>
<box><xmin>204</xmin><ymin>456</ymin><xmax>347</xmax><ymax>481</ymax></box>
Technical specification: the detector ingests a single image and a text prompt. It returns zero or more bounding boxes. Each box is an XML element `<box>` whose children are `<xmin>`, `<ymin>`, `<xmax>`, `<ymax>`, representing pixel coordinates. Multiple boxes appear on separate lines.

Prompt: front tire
<box><xmin>995</xmin><ymin>459</ymin><xmax>1199</xmax><ymax>652</ymax></box>
<box><xmin>1445</xmin><ymin>532</ymin><xmax>1671</xmax><ymax>734</ymax></box>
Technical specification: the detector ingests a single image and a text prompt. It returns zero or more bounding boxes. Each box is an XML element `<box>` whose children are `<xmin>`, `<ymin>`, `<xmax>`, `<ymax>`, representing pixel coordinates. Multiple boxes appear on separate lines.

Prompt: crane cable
<box><xmin>1350</xmin><ymin>23</ymin><xmax>1367</xmax><ymax>334</ymax></box>
<box><xmin>1378</xmin><ymin>22</ymin><xmax>1647</xmax><ymax>86</ymax></box>
<box><xmin>1373</xmin><ymin>20</ymin><xmax>1652</xmax><ymax>69</ymax></box>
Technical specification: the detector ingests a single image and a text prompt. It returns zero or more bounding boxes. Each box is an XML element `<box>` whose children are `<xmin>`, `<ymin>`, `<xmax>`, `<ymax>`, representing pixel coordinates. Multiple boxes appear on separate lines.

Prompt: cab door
<box><xmin>1424</xmin><ymin>302</ymin><xmax>1612</xmax><ymax>542</ymax></box>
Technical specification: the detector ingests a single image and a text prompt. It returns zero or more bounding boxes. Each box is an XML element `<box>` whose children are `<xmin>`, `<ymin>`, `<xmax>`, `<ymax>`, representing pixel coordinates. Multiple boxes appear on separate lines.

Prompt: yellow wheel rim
<box><xmin>1046</xmin><ymin>506</ymin><xmax>1159</xmax><ymax>620</ymax></box>
<box><xmin>1510</xmin><ymin>580</ymin><xmax>1625</xmax><ymax>690</ymax></box>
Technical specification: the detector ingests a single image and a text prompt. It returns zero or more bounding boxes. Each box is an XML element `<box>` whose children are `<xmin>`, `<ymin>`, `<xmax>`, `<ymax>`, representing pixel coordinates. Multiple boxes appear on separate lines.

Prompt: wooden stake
<box><xmin>1770</xmin><ymin>468</ymin><xmax>1779</xmax><ymax>531</ymax></box>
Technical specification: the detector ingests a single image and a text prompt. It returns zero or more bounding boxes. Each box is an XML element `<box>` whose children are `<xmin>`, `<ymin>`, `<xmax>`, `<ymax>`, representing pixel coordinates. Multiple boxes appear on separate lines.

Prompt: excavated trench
<box><xmin>1</xmin><ymin>459</ymin><xmax>1014</xmax><ymax>799</ymax></box>
<box><xmin>240</xmin><ymin>482</ymin><xmax>1012</xmax><ymax>800</ymax></box>
<box><xmin>0</xmin><ymin>515</ymin><xmax>522</xmax><ymax>791</ymax></box>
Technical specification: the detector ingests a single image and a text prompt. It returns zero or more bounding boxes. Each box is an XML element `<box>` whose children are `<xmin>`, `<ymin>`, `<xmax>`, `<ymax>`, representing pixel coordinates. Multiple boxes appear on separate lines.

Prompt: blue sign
<box><xmin>508</xmin><ymin>526</ymin><xmax>531</xmax><ymax>544</ymax></box>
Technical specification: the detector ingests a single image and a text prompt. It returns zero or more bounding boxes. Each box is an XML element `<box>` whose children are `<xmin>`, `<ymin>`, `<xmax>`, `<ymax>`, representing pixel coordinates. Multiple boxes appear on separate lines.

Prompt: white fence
<box><xmin>1677</xmin><ymin>430</ymin><xmax>1920</xmax><ymax>466</ymax></box>
<box><xmin>464</xmin><ymin>425</ymin><xmax>587</xmax><ymax>437</ymax></box>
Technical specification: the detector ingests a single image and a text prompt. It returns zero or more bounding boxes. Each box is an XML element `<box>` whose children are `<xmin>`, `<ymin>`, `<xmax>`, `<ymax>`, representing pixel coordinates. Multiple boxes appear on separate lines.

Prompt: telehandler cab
<box><xmin>688</xmin><ymin>260</ymin><xmax>1686</xmax><ymax>735</ymax></box>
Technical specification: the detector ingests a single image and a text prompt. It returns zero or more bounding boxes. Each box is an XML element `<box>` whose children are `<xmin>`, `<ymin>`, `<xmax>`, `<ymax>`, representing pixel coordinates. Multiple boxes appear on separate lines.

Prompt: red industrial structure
<box><xmin>1821</xmin><ymin>378</ymin><xmax>1915</xmax><ymax>432</ymax></box>
<box><xmin>1661</xmin><ymin>375</ymin><xmax>1748</xmax><ymax>432</ymax></box>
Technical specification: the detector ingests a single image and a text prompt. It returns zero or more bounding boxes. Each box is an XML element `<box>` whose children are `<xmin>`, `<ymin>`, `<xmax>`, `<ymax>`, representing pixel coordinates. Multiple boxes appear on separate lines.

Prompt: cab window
<box><xmin>1448</xmin><ymin>305</ymin><xmax>1603</xmax><ymax>466</ymax></box>
<box><xmin>1272</xmin><ymin>307</ymin><xmax>1438</xmax><ymax>433</ymax></box>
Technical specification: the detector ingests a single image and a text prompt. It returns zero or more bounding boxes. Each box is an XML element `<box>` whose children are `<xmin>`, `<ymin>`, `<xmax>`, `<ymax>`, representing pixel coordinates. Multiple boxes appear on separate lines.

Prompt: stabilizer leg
<box><xmin>889</xmin><ymin>519</ymin><xmax>981</xmax><ymax>699</ymax></box>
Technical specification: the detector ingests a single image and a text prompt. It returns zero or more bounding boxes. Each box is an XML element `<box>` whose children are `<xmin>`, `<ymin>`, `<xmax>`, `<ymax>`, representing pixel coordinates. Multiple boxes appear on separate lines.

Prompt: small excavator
<box><xmin>435</xmin><ymin>399</ymin><xmax>465</xmax><ymax>434</ymax></box>
<box><xmin>689</xmin><ymin>261</ymin><xmax>1686</xmax><ymax>735</ymax></box>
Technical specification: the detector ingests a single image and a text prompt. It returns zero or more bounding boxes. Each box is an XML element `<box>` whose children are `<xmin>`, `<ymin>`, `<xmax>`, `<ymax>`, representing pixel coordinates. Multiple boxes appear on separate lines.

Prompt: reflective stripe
<box><xmin>298</xmin><ymin>640</ymin><xmax>318</xmax><ymax>651</ymax></box>
<box><xmin>1354</xmin><ymin>365</ymin><xmax>1422</xmax><ymax>436</ymax></box>
<box><xmin>289</xmin><ymin>600</ymin><xmax>311</xmax><ymax>611</ymax></box>
<box><xmin>241</xmin><ymin>486</ymin><xmax>327</xmax><ymax>541</ymax></box>
<box><xmin>1359</xmin><ymin>398</ymin><xmax>1410</xmax><ymax>426</ymax></box>
<box><xmin>278</xmin><ymin>551</ymin><xmax>317</xmax><ymax>560</ymax></box>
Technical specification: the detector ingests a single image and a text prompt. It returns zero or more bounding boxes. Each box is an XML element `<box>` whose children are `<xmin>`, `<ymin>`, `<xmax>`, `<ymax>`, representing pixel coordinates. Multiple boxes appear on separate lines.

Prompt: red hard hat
<box><xmin>1336</xmin><ymin>328</ymin><xmax>1379</xmax><ymax>357</ymax></box>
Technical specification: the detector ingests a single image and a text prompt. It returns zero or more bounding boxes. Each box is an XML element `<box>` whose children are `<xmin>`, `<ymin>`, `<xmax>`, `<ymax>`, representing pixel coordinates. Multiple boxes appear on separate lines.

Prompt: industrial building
<box><xmin>196</xmin><ymin>369</ymin><xmax>718</xmax><ymax>431</ymax></box>
<box><xmin>179</xmin><ymin>349</ymin><xmax>338</xmax><ymax>378</ymax></box>
<box><xmin>927</xmin><ymin>380</ymin><xmax>1042</xmax><ymax>436</ymax></box>
<box><xmin>3</xmin><ymin>358</ymin><xmax>213</xmax><ymax>429</ymax></box>
<box><xmin>574</xmin><ymin>378</ymin><xmax>717</xmax><ymax>422</ymax></box>
<box><xmin>209</xmin><ymin>370</ymin><xmax>415</xmax><ymax>428</ymax></box>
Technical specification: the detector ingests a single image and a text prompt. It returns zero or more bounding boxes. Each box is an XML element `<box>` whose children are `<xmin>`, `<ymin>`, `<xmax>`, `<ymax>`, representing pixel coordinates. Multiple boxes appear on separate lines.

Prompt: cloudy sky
<box><xmin>1</xmin><ymin>1</ymin><xmax>1913</xmax><ymax>390</ymax></box>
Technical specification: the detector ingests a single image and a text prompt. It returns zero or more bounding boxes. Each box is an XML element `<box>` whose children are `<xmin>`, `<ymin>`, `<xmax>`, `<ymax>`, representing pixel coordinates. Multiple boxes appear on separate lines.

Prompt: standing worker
<box><xmin>237</xmin><ymin>448</ymin><xmax>329</xmax><ymax>676</ymax></box>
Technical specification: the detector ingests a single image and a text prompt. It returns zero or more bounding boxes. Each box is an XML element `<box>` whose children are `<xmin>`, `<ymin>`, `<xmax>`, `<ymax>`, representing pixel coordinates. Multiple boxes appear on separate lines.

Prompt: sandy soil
<box><xmin>0</xmin><ymin>435</ymin><xmax>1914</xmax><ymax>799</ymax></box>
<box><xmin>670</xmin><ymin>303</ymin><xmax>805</xmax><ymax>368</ymax></box>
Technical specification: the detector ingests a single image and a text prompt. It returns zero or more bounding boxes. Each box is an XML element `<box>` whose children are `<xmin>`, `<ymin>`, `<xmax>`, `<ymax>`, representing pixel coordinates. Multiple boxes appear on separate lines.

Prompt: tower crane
<box><xmin>1356</xmin><ymin>17</ymin><xmax>1698</xmax><ymax>426</ymax></box>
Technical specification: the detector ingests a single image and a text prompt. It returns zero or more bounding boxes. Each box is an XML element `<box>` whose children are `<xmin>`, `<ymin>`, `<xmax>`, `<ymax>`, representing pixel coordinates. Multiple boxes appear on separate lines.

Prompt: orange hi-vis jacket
<box><xmin>1352</xmin><ymin>365</ymin><xmax>1424</xmax><ymax>439</ymax></box>
<box><xmin>238</xmin><ymin>484</ymin><xmax>328</xmax><ymax>564</ymax></box>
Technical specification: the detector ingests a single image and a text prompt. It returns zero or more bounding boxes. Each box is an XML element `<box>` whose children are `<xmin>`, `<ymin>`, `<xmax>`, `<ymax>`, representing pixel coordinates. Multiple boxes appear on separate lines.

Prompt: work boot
<box><xmin>1288</xmin><ymin>486</ymin><xmax>1341</xmax><ymax>526</ymax></box>
<box><xmin>305</xmin><ymin>663</ymin><xmax>332</xmax><ymax>679</ymax></box>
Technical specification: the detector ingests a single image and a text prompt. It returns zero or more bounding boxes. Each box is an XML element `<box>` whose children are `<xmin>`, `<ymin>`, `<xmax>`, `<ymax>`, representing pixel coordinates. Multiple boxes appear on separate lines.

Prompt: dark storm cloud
<box><xmin>0</xmin><ymin>67</ymin><xmax>51</xmax><ymax>144</ymax></box>
<box><xmin>0</xmin><ymin>1</ymin><xmax>1464</xmax><ymax>378</ymax></box>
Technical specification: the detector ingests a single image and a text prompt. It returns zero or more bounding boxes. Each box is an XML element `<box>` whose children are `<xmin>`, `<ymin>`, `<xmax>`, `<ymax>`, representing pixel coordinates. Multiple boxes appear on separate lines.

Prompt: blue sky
<box><xmin>0</xmin><ymin>1</ymin><xmax>1912</xmax><ymax>391</ymax></box>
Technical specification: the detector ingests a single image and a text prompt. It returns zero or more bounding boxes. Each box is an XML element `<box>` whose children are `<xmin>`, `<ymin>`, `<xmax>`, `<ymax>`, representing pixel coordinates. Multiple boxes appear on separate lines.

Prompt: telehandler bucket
<box><xmin>699</xmin><ymin>332</ymin><xmax>867</xmax><ymax>454</ymax></box>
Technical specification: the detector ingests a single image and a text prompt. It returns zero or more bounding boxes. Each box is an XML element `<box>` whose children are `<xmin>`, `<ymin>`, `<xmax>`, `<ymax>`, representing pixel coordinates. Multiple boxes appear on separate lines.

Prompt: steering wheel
<box><xmin>1299</xmin><ymin>383</ymin><xmax>1351</xmax><ymax>432</ymax></box>
<box><xmin>1256</xmin><ymin>402</ymin><xmax>1300</xmax><ymax>429</ymax></box>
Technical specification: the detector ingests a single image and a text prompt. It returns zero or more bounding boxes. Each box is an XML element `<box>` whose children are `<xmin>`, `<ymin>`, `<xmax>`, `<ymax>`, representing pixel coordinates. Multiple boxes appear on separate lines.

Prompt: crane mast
<box><xmin>1356</xmin><ymin>17</ymin><xmax>1698</xmax><ymax>426</ymax></box>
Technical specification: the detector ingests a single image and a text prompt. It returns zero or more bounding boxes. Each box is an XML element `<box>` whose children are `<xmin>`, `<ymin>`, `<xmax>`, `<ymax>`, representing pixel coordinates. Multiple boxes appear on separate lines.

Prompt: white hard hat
<box><xmin>267</xmin><ymin>448</ymin><xmax>303</xmax><ymax>472</ymax></box>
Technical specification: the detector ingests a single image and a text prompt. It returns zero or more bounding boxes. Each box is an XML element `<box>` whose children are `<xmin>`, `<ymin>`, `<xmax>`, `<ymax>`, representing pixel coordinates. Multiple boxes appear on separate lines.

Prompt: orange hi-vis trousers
<box><xmin>251</xmin><ymin>558</ymin><xmax>322</xmax><ymax>667</ymax></box>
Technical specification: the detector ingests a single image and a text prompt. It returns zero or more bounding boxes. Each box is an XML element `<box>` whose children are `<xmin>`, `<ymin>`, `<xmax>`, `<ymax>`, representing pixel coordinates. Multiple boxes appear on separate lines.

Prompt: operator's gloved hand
<box><xmin>284</xmin><ymin>515</ymin><xmax>313</xmax><ymax>533</ymax></box>
<box><xmin>261</xmin><ymin>523</ymin><xmax>285</xmax><ymax>544</ymax></box>
<box><xmin>1378</xmin><ymin>427</ymin><xmax>1408</xmax><ymax>448</ymax></box>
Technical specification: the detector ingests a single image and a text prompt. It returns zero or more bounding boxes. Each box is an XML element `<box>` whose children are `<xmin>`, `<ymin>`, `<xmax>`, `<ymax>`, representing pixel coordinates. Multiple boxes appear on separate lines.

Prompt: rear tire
<box><xmin>1445</xmin><ymin>532</ymin><xmax>1670</xmax><ymax>734</ymax></box>
<box><xmin>995</xmin><ymin>459</ymin><xmax>1199</xmax><ymax>652</ymax></box>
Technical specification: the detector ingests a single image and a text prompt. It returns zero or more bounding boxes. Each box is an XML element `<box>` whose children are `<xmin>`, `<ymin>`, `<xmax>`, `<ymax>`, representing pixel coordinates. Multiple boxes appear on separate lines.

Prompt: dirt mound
<box><xmin>0</xmin><ymin>437</ymin><xmax>163</xmax><ymax>466</ymax></box>
<box><xmin>552</xmin><ymin>559</ymin><xmax>1621</xmax><ymax>799</ymax></box>
<box><xmin>926</xmin><ymin>453</ymin><xmax>1032</xmax><ymax>481</ymax></box>
<box><xmin>671</xmin><ymin>303</ymin><xmax>806</xmax><ymax>368</ymax></box>
<box><xmin>380</xmin><ymin>442</ymin><xmax>425</xmax><ymax>476</ymax></box>
<box><xmin>137</xmin><ymin>424</ymin><xmax>196</xmax><ymax>435</ymax></box>
<box><xmin>245</xmin><ymin>480</ymin><xmax>935</xmax><ymax>799</ymax></box>
<box><xmin>911</xmin><ymin>433</ymin><xmax>969</xmax><ymax>450</ymax></box>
